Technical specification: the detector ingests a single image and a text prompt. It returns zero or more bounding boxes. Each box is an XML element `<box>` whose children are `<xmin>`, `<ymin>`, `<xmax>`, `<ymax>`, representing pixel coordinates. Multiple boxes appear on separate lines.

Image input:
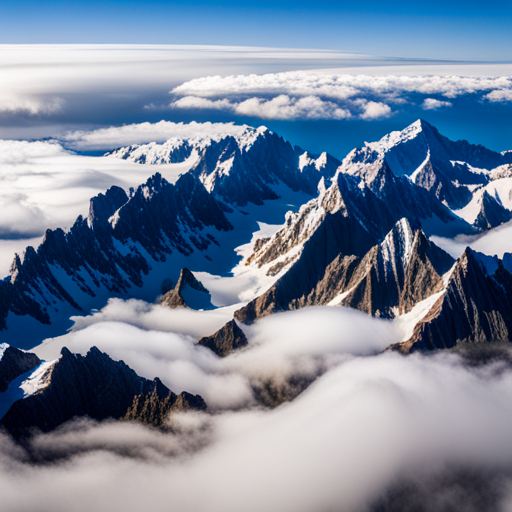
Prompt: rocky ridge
<box><xmin>197</xmin><ymin>320</ymin><xmax>248</xmax><ymax>357</ymax></box>
<box><xmin>0</xmin><ymin>346</ymin><xmax>206</xmax><ymax>438</ymax></box>
<box><xmin>0</xmin><ymin>345</ymin><xmax>41</xmax><ymax>392</ymax></box>
<box><xmin>159</xmin><ymin>268</ymin><xmax>213</xmax><ymax>309</ymax></box>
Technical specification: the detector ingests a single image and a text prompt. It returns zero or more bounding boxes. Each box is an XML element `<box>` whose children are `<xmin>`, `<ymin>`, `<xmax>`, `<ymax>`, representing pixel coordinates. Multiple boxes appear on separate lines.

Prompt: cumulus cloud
<box><xmin>168</xmin><ymin>71</ymin><xmax>511</xmax><ymax>121</ymax></box>
<box><xmin>35</xmin><ymin>304</ymin><xmax>397</xmax><ymax>410</ymax></box>
<box><xmin>172</xmin><ymin>94</ymin><xmax>352</xmax><ymax>120</ymax></box>
<box><xmin>431</xmin><ymin>219</ymin><xmax>512</xmax><ymax>260</ymax></box>
<box><xmin>355</xmin><ymin>99</ymin><xmax>393</xmax><ymax>119</ymax></box>
<box><xmin>0</xmin><ymin>136</ymin><xmax>200</xmax><ymax>269</ymax></box>
<box><xmin>421</xmin><ymin>97</ymin><xmax>453</xmax><ymax>110</ymax></box>
<box><xmin>485</xmin><ymin>89</ymin><xmax>512</xmax><ymax>103</ymax></box>
<box><xmin>63</xmin><ymin>120</ymin><xmax>249</xmax><ymax>150</ymax></box>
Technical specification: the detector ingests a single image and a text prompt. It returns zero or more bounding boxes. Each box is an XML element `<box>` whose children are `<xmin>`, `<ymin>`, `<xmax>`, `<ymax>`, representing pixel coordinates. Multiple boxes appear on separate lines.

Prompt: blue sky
<box><xmin>1</xmin><ymin>0</ymin><xmax>511</xmax><ymax>60</ymax></box>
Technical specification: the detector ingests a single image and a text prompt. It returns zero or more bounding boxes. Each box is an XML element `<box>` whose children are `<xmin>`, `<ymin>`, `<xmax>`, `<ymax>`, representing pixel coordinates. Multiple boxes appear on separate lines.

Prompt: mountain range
<box><xmin>1</xmin><ymin>119</ymin><xmax>512</xmax><ymax>438</ymax></box>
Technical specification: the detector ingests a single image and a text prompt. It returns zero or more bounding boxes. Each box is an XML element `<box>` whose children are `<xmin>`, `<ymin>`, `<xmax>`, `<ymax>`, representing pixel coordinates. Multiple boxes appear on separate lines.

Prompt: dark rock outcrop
<box><xmin>338</xmin><ymin>219</ymin><xmax>454</xmax><ymax>318</ymax></box>
<box><xmin>0</xmin><ymin>346</ymin><xmax>41</xmax><ymax>392</ymax></box>
<box><xmin>395</xmin><ymin>248</ymin><xmax>512</xmax><ymax>353</ymax></box>
<box><xmin>159</xmin><ymin>268</ymin><xmax>212</xmax><ymax>309</ymax></box>
<box><xmin>0</xmin><ymin>172</ymin><xmax>231</xmax><ymax>346</ymax></box>
<box><xmin>0</xmin><ymin>346</ymin><xmax>206</xmax><ymax>438</ymax></box>
<box><xmin>238</xmin><ymin>217</ymin><xmax>454</xmax><ymax>323</ymax></box>
<box><xmin>197</xmin><ymin>320</ymin><xmax>248</xmax><ymax>357</ymax></box>
<box><xmin>123</xmin><ymin>377</ymin><xmax>206</xmax><ymax>427</ymax></box>
<box><xmin>474</xmin><ymin>190</ymin><xmax>512</xmax><ymax>231</ymax></box>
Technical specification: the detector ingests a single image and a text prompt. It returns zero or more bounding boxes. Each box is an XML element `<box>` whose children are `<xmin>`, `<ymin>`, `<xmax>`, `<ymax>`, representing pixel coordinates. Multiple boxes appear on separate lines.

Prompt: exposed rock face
<box><xmin>159</xmin><ymin>268</ymin><xmax>213</xmax><ymax>309</ymax></box>
<box><xmin>0</xmin><ymin>345</ymin><xmax>41</xmax><ymax>392</ymax></box>
<box><xmin>337</xmin><ymin>219</ymin><xmax>454</xmax><ymax>318</ymax></box>
<box><xmin>342</xmin><ymin>119</ymin><xmax>512</xmax><ymax>210</ymax></box>
<box><xmin>197</xmin><ymin>320</ymin><xmax>248</xmax><ymax>357</ymax></box>
<box><xmin>238</xmin><ymin>218</ymin><xmax>454</xmax><ymax>323</ymax></box>
<box><xmin>123</xmin><ymin>378</ymin><xmax>206</xmax><ymax>428</ymax></box>
<box><xmin>107</xmin><ymin>126</ymin><xmax>341</xmax><ymax>206</ymax></box>
<box><xmin>248</xmin><ymin>158</ymin><xmax>469</xmax><ymax>285</ymax></box>
<box><xmin>0</xmin><ymin>172</ymin><xmax>231</xmax><ymax>346</ymax></box>
<box><xmin>0</xmin><ymin>347</ymin><xmax>206</xmax><ymax>438</ymax></box>
<box><xmin>474</xmin><ymin>190</ymin><xmax>512</xmax><ymax>231</ymax></box>
<box><xmin>236</xmin><ymin>212</ymin><xmax>376</xmax><ymax>323</ymax></box>
<box><xmin>396</xmin><ymin>248</ymin><xmax>512</xmax><ymax>353</ymax></box>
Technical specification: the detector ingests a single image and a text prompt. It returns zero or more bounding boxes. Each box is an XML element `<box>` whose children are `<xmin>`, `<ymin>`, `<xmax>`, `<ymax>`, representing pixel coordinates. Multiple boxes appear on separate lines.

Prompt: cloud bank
<box><xmin>5</xmin><ymin>346</ymin><xmax>512</xmax><ymax>512</ymax></box>
<box><xmin>168</xmin><ymin>72</ymin><xmax>512</xmax><ymax>121</ymax></box>
<box><xmin>63</xmin><ymin>120</ymin><xmax>249</xmax><ymax>150</ymax></box>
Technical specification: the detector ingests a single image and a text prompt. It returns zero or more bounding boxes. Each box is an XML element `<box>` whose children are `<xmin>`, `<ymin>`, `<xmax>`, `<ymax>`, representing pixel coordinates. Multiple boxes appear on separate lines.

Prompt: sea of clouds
<box><xmin>6</xmin><ymin>306</ymin><xmax>512</xmax><ymax>512</ymax></box>
<box><xmin>1</xmin><ymin>45</ymin><xmax>512</xmax><ymax>511</ymax></box>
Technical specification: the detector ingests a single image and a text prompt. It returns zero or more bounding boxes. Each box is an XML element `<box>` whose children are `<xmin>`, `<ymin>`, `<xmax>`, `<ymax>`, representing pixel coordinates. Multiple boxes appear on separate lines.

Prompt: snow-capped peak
<box><xmin>380</xmin><ymin>218</ymin><xmax>415</xmax><ymax>269</ymax></box>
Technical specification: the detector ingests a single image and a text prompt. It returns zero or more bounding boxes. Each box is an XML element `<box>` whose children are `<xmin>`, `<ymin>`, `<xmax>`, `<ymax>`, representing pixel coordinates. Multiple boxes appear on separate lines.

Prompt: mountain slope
<box><xmin>0</xmin><ymin>346</ymin><xmax>206</xmax><ymax>438</ymax></box>
<box><xmin>107</xmin><ymin>126</ymin><xmax>341</xmax><ymax>206</ymax></box>
<box><xmin>0</xmin><ymin>345</ymin><xmax>41</xmax><ymax>392</ymax></box>
<box><xmin>395</xmin><ymin>249</ymin><xmax>512</xmax><ymax>353</ymax></box>
<box><xmin>341</xmin><ymin>119</ymin><xmax>512</xmax><ymax>210</ymax></box>
<box><xmin>236</xmin><ymin>218</ymin><xmax>453</xmax><ymax>323</ymax></box>
<box><xmin>0</xmin><ymin>172</ymin><xmax>232</xmax><ymax>347</ymax></box>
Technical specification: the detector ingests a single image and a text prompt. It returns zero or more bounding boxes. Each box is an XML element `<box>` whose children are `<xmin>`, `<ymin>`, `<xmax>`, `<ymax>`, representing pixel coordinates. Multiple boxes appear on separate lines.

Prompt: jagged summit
<box><xmin>341</xmin><ymin>119</ymin><xmax>512</xmax><ymax>210</ymax></box>
<box><xmin>474</xmin><ymin>190</ymin><xmax>512</xmax><ymax>231</ymax></box>
<box><xmin>396</xmin><ymin>247</ymin><xmax>512</xmax><ymax>353</ymax></box>
<box><xmin>237</xmin><ymin>217</ymin><xmax>454</xmax><ymax>323</ymax></box>
<box><xmin>0</xmin><ymin>346</ymin><xmax>206</xmax><ymax>438</ymax></box>
<box><xmin>159</xmin><ymin>268</ymin><xmax>213</xmax><ymax>310</ymax></box>
<box><xmin>197</xmin><ymin>319</ymin><xmax>248</xmax><ymax>357</ymax></box>
<box><xmin>107</xmin><ymin>126</ymin><xmax>340</xmax><ymax>206</ymax></box>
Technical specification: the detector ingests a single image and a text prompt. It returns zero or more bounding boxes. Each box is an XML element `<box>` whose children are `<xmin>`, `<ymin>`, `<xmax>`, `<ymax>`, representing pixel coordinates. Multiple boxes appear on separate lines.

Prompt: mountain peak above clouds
<box><xmin>342</xmin><ymin>119</ymin><xmax>512</xmax><ymax>211</ymax></box>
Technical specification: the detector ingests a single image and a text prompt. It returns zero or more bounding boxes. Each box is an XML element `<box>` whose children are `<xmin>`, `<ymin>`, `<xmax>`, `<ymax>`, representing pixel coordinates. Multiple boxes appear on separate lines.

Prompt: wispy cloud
<box><xmin>63</xmin><ymin>120</ymin><xmax>249</xmax><ymax>150</ymax></box>
<box><xmin>0</xmin><ymin>95</ymin><xmax>63</xmax><ymax>115</ymax></box>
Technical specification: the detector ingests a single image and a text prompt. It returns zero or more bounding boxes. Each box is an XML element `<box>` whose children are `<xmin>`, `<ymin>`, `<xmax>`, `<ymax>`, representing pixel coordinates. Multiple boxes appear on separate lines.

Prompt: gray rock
<box><xmin>197</xmin><ymin>320</ymin><xmax>248</xmax><ymax>357</ymax></box>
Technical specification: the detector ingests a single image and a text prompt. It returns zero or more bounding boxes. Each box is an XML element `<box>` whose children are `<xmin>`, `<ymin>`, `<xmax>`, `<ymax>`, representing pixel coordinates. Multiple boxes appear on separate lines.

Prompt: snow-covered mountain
<box><xmin>106</xmin><ymin>125</ymin><xmax>341</xmax><ymax>205</ymax></box>
<box><xmin>342</xmin><ymin>119</ymin><xmax>512</xmax><ymax>214</ymax></box>
<box><xmin>2</xmin><ymin>120</ymin><xmax>510</xmax><ymax>348</ymax></box>
<box><xmin>1</xmin><ymin>119</ymin><xmax>512</xmax><ymax>433</ymax></box>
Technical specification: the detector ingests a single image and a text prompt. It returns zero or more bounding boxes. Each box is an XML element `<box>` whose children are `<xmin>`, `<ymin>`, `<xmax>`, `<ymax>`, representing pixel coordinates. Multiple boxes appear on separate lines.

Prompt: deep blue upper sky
<box><xmin>1</xmin><ymin>0</ymin><xmax>511</xmax><ymax>60</ymax></box>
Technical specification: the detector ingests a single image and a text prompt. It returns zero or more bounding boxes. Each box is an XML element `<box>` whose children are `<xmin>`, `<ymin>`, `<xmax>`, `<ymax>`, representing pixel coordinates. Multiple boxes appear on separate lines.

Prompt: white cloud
<box><xmin>35</xmin><ymin>304</ymin><xmax>397</xmax><ymax>410</ymax></box>
<box><xmin>357</xmin><ymin>100</ymin><xmax>393</xmax><ymax>119</ymax></box>
<box><xmin>485</xmin><ymin>89</ymin><xmax>512</xmax><ymax>103</ymax></box>
<box><xmin>168</xmin><ymin>71</ymin><xmax>510</xmax><ymax>121</ymax></box>
<box><xmin>171</xmin><ymin>94</ymin><xmax>352</xmax><ymax>120</ymax></box>
<box><xmin>0</xmin><ymin>95</ymin><xmax>63</xmax><ymax>115</ymax></box>
<box><xmin>4</xmin><ymin>346</ymin><xmax>512</xmax><ymax>511</ymax></box>
<box><xmin>63</xmin><ymin>120</ymin><xmax>249</xmax><ymax>150</ymax></box>
<box><xmin>421</xmin><ymin>98</ymin><xmax>453</xmax><ymax>110</ymax></box>
<box><xmin>0</xmin><ymin>137</ymin><xmax>198</xmax><ymax>266</ymax></box>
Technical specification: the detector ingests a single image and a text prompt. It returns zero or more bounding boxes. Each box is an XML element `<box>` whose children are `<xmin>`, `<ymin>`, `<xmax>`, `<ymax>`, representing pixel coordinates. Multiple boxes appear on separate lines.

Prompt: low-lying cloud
<box><xmin>35</xmin><ymin>304</ymin><xmax>397</xmax><ymax>410</ymax></box>
<box><xmin>5</xmin><ymin>346</ymin><xmax>512</xmax><ymax>512</ymax></box>
<box><xmin>168</xmin><ymin>71</ymin><xmax>512</xmax><ymax>121</ymax></box>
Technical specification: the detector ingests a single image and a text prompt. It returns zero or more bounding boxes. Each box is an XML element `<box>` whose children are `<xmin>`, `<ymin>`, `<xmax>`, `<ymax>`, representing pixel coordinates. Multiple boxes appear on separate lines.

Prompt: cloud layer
<box><xmin>6</xmin><ymin>344</ymin><xmax>512</xmax><ymax>512</ymax></box>
<box><xmin>22</xmin><ymin>295</ymin><xmax>512</xmax><ymax>512</ymax></box>
<box><xmin>63</xmin><ymin>120</ymin><xmax>249</xmax><ymax>150</ymax></box>
<box><xmin>169</xmin><ymin>72</ymin><xmax>512</xmax><ymax>121</ymax></box>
